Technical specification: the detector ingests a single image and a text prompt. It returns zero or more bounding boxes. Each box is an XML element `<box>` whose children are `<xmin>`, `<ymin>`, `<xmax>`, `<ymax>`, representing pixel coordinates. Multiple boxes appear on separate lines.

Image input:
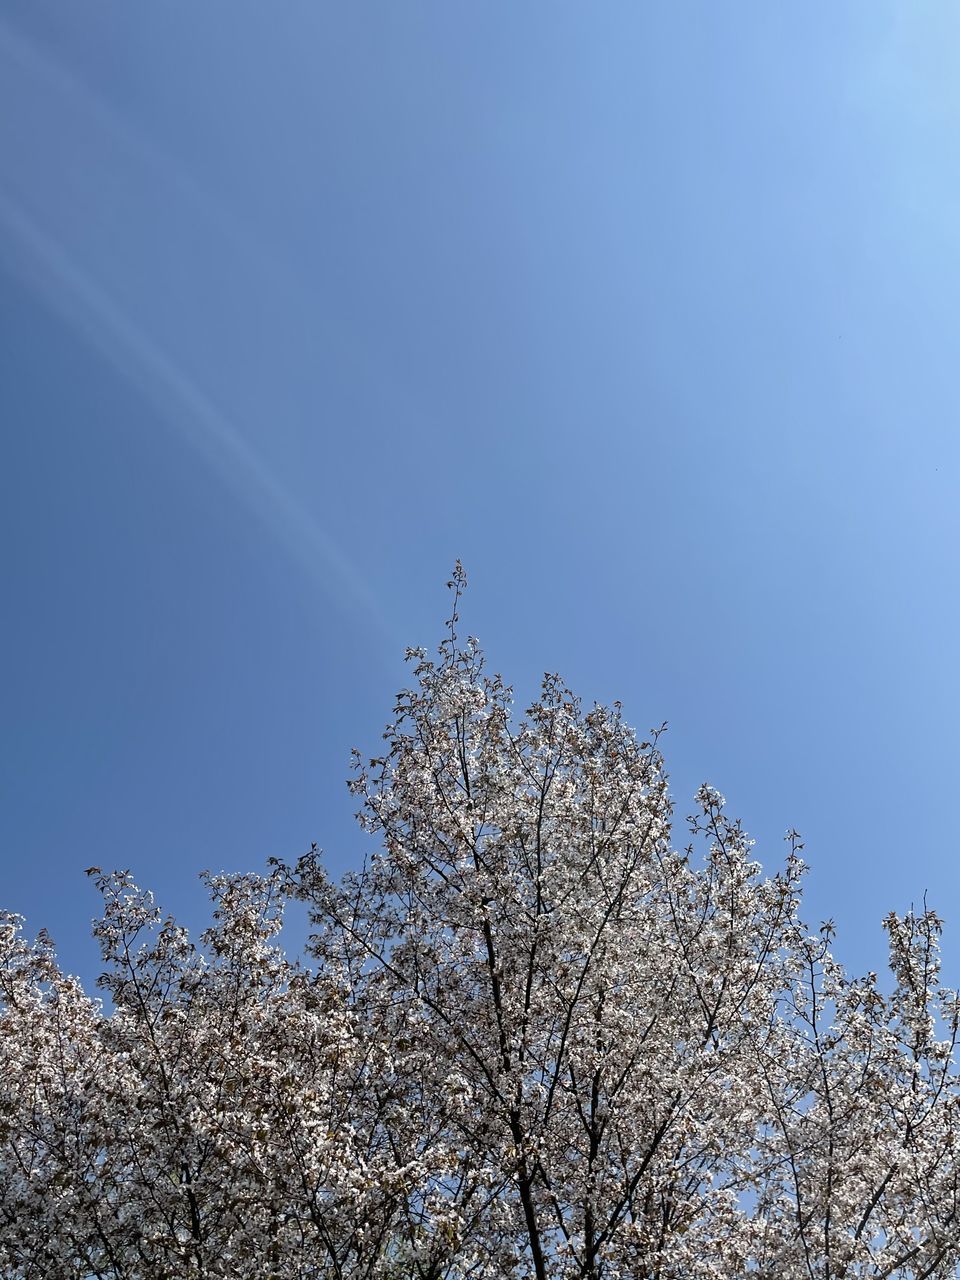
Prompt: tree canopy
<box><xmin>3</xmin><ymin>571</ymin><xmax>959</xmax><ymax>1279</ymax></box>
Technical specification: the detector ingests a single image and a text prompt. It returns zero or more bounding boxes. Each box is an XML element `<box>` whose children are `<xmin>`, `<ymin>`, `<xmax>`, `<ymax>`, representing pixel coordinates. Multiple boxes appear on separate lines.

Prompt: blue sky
<box><xmin>2</xmin><ymin>3</ymin><xmax>960</xmax><ymax>988</ymax></box>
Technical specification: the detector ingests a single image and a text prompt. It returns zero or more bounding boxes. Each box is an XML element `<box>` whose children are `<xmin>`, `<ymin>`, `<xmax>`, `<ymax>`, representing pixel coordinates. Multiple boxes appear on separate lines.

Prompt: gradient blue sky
<box><xmin>2</xmin><ymin>3</ymin><xmax>959</xmax><ymax>988</ymax></box>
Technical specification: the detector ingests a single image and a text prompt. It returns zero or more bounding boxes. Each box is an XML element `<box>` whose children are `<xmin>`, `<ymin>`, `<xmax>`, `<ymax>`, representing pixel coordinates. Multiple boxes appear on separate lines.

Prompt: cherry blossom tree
<box><xmin>3</xmin><ymin>566</ymin><xmax>960</xmax><ymax>1278</ymax></box>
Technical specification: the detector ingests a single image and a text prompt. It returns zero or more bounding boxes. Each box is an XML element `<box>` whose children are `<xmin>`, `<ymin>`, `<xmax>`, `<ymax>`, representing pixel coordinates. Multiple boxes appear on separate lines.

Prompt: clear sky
<box><xmin>2</xmin><ymin>3</ymin><xmax>960</xmax><ymax>989</ymax></box>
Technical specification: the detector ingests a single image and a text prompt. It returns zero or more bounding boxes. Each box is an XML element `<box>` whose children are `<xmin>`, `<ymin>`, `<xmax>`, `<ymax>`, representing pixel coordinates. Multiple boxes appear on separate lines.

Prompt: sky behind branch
<box><xmin>2</xmin><ymin>2</ymin><xmax>959</xmax><ymax>986</ymax></box>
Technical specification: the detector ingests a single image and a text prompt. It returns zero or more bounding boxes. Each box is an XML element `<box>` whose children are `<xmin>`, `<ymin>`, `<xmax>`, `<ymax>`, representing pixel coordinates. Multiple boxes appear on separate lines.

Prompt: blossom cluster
<box><xmin>3</xmin><ymin>582</ymin><xmax>959</xmax><ymax>1278</ymax></box>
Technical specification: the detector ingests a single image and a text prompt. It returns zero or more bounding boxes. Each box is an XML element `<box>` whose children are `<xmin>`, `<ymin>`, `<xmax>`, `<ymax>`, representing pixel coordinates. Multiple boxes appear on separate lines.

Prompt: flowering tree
<box><xmin>3</xmin><ymin>567</ymin><xmax>960</xmax><ymax>1278</ymax></box>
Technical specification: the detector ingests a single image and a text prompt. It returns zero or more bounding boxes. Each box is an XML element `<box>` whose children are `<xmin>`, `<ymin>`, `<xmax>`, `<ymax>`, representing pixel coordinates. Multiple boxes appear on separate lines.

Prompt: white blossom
<box><xmin>3</xmin><ymin>573</ymin><xmax>959</xmax><ymax>1278</ymax></box>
